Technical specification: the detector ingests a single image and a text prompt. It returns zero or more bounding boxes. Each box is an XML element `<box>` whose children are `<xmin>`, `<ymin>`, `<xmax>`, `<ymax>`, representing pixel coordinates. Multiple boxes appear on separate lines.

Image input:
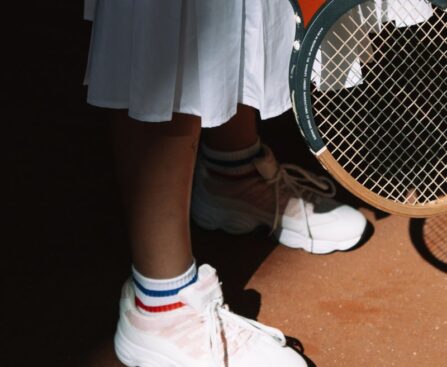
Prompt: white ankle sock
<box><xmin>132</xmin><ymin>262</ymin><xmax>197</xmax><ymax>314</ymax></box>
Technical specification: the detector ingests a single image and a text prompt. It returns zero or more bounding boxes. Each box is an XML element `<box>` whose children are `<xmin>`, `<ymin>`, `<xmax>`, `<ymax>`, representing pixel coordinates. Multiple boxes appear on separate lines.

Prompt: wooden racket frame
<box><xmin>318</xmin><ymin>149</ymin><xmax>447</xmax><ymax>217</ymax></box>
<box><xmin>289</xmin><ymin>0</ymin><xmax>447</xmax><ymax>217</ymax></box>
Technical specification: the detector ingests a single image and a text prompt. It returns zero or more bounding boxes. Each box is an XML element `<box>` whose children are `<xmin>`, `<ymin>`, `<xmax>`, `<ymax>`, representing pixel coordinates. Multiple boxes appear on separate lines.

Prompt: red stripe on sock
<box><xmin>135</xmin><ymin>297</ymin><xmax>185</xmax><ymax>313</ymax></box>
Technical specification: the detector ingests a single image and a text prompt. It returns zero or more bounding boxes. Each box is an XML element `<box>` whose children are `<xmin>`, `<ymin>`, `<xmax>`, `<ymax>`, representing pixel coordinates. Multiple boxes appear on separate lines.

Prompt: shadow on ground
<box><xmin>409</xmin><ymin>218</ymin><xmax>447</xmax><ymax>274</ymax></box>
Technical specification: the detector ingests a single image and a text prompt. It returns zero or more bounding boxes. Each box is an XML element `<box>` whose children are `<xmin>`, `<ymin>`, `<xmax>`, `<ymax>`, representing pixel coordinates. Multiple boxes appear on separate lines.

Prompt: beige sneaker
<box><xmin>192</xmin><ymin>145</ymin><xmax>366</xmax><ymax>254</ymax></box>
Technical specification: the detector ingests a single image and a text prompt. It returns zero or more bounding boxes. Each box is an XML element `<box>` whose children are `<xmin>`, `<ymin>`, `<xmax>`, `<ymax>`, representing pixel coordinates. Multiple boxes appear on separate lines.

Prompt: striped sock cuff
<box><xmin>200</xmin><ymin>140</ymin><xmax>263</xmax><ymax>177</ymax></box>
<box><xmin>132</xmin><ymin>262</ymin><xmax>197</xmax><ymax>314</ymax></box>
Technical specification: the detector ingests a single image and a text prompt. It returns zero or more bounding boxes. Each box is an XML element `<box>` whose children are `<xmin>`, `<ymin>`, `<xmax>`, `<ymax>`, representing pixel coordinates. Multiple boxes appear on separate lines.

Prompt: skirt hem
<box><xmin>87</xmin><ymin>97</ymin><xmax>292</xmax><ymax>127</ymax></box>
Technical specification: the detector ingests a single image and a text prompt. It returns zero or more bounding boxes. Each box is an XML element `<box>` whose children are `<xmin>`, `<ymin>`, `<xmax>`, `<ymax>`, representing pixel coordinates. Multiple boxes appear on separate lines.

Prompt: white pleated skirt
<box><xmin>84</xmin><ymin>0</ymin><xmax>296</xmax><ymax>127</ymax></box>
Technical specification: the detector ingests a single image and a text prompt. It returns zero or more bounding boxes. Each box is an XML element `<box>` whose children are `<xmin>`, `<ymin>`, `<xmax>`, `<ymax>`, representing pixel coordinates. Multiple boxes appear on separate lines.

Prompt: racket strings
<box><xmin>316</xmin><ymin>6</ymin><xmax>446</xmax><ymax>141</ymax></box>
<box><xmin>311</xmin><ymin>2</ymin><xmax>447</xmax><ymax>205</ymax></box>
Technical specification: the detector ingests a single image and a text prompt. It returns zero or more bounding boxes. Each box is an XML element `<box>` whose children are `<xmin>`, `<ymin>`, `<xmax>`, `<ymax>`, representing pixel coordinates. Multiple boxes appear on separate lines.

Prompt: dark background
<box><xmin>4</xmin><ymin>3</ymin><xmax>128</xmax><ymax>366</ymax></box>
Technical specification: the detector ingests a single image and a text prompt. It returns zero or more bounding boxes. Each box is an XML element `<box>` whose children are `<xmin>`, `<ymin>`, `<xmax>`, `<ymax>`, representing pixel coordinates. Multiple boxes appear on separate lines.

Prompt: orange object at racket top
<box><xmin>296</xmin><ymin>0</ymin><xmax>447</xmax><ymax>26</ymax></box>
<box><xmin>295</xmin><ymin>0</ymin><xmax>327</xmax><ymax>27</ymax></box>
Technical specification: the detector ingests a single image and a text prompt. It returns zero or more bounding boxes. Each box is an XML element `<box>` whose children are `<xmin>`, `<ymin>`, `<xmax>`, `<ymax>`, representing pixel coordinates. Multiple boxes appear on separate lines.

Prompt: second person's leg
<box><xmin>194</xmin><ymin>104</ymin><xmax>367</xmax><ymax>254</ymax></box>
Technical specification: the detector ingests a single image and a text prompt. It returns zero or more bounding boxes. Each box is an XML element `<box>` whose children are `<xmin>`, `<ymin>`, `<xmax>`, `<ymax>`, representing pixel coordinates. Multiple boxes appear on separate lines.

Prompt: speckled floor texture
<box><xmin>5</xmin><ymin>3</ymin><xmax>446</xmax><ymax>367</ymax></box>
<box><xmin>251</xmin><ymin>214</ymin><xmax>447</xmax><ymax>367</ymax></box>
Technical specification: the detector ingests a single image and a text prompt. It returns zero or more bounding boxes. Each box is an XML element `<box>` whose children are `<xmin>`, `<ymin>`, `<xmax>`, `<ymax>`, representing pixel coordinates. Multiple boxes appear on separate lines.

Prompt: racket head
<box><xmin>289</xmin><ymin>0</ymin><xmax>447</xmax><ymax>217</ymax></box>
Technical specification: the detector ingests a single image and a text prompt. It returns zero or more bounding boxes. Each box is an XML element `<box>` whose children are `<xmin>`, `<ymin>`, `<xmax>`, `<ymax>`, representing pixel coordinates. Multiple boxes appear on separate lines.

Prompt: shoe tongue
<box><xmin>253</xmin><ymin>147</ymin><xmax>279</xmax><ymax>180</ymax></box>
<box><xmin>178</xmin><ymin>265</ymin><xmax>223</xmax><ymax>312</ymax></box>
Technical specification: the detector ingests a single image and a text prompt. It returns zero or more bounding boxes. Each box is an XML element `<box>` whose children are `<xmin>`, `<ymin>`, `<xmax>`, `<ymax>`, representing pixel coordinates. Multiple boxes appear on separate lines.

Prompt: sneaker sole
<box><xmin>277</xmin><ymin>227</ymin><xmax>363</xmax><ymax>254</ymax></box>
<box><xmin>192</xmin><ymin>187</ymin><xmax>365</xmax><ymax>254</ymax></box>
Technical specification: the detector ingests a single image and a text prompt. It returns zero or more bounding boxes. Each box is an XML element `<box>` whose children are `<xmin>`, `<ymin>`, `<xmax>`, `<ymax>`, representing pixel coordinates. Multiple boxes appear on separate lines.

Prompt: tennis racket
<box><xmin>288</xmin><ymin>0</ymin><xmax>447</xmax><ymax>217</ymax></box>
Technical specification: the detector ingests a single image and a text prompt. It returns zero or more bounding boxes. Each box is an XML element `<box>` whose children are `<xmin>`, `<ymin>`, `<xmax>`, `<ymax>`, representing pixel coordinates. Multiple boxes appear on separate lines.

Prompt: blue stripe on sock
<box><xmin>133</xmin><ymin>273</ymin><xmax>198</xmax><ymax>297</ymax></box>
<box><xmin>202</xmin><ymin>148</ymin><xmax>264</xmax><ymax>168</ymax></box>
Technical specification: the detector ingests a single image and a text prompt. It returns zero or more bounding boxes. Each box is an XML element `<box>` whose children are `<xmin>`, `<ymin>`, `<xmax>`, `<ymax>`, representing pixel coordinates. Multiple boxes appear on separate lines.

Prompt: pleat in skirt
<box><xmin>84</xmin><ymin>0</ymin><xmax>296</xmax><ymax>127</ymax></box>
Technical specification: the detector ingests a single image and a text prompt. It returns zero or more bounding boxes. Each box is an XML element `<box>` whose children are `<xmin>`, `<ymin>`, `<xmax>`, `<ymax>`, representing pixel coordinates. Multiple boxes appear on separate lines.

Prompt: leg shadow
<box><xmin>409</xmin><ymin>218</ymin><xmax>447</xmax><ymax>273</ymax></box>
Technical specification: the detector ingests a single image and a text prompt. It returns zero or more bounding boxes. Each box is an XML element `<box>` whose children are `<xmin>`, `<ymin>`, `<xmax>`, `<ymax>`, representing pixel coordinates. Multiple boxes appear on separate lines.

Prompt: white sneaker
<box><xmin>192</xmin><ymin>146</ymin><xmax>367</xmax><ymax>254</ymax></box>
<box><xmin>114</xmin><ymin>264</ymin><xmax>307</xmax><ymax>367</ymax></box>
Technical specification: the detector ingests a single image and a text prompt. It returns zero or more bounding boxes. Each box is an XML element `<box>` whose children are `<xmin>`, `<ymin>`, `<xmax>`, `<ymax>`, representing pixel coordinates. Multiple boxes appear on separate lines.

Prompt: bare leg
<box><xmin>109</xmin><ymin>110</ymin><xmax>310</xmax><ymax>367</ymax></box>
<box><xmin>201</xmin><ymin>104</ymin><xmax>258</xmax><ymax>151</ymax></box>
<box><xmin>112</xmin><ymin>111</ymin><xmax>201</xmax><ymax>279</ymax></box>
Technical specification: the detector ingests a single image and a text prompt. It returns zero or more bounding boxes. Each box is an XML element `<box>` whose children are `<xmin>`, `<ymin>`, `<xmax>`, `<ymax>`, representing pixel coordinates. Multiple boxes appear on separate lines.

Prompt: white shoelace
<box><xmin>205</xmin><ymin>297</ymin><xmax>286</xmax><ymax>367</ymax></box>
<box><xmin>266</xmin><ymin>164</ymin><xmax>336</xmax><ymax>234</ymax></box>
